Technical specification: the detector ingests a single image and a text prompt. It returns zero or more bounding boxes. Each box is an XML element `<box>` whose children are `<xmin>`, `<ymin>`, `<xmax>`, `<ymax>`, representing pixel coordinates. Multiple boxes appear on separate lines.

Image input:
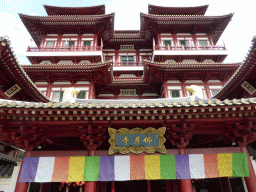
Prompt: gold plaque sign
<box><xmin>108</xmin><ymin>127</ymin><xmax>166</xmax><ymax>155</ymax></box>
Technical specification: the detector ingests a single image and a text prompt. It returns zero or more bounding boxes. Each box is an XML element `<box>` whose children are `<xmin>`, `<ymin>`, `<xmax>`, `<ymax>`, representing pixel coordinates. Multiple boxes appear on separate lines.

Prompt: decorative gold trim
<box><xmin>108</xmin><ymin>127</ymin><xmax>166</xmax><ymax>155</ymax></box>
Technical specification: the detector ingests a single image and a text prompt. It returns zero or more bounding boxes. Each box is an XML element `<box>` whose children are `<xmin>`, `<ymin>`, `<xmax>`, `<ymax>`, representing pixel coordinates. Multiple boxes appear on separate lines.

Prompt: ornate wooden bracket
<box><xmin>79</xmin><ymin>125</ymin><xmax>107</xmax><ymax>150</ymax></box>
<box><xmin>166</xmin><ymin>122</ymin><xmax>195</xmax><ymax>149</ymax></box>
<box><xmin>225</xmin><ymin>120</ymin><xmax>256</xmax><ymax>146</ymax></box>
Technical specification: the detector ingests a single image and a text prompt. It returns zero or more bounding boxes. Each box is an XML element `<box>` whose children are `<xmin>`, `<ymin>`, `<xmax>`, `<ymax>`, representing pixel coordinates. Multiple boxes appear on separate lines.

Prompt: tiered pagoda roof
<box><xmin>0</xmin><ymin>37</ymin><xmax>49</xmax><ymax>102</ymax></box>
<box><xmin>148</xmin><ymin>4</ymin><xmax>209</xmax><ymax>15</ymax></box>
<box><xmin>144</xmin><ymin>61</ymin><xmax>240</xmax><ymax>84</ymax></box>
<box><xmin>22</xmin><ymin>61</ymin><xmax>113</xmax><ymax>85</ymax></box>
<box><xmin>43</xmin><ymin>4</ymin><xmax>105</xmax><ymax>15</ymax></box>
<box><xmin>140</xmin><ymin>13</ymin><xmax>234</xmax><ymax>44</ymax></box>
<box><xmin>110</xmin><ymin>30</ymin><xmax>146</xmax><ymax>42</ymax></box>
<box><xmin>214</xmin><ymin>36</ymin><xmax>256</xmax><ymax>100</ymax></box>
<box><xmin>19</xmin><ymin>13</ymin><xmax>115</xmax><ymax>47</ymax></box>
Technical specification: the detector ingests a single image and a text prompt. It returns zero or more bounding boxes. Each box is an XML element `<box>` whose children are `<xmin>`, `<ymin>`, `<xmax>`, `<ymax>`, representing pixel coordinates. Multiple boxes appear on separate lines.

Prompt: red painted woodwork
<box><xmin>27</xmin><ymin>46</ymin><xmax>102</xmax><ymax>52</ymax></box>
<box><xmin>240</xmin><ymin>146</ymin><xmax>256</xmax><ymax>192</ymax></box>
<box><xmin>178</xmin><ymin>148</ymin><xmax>193</xmax><ymax>192</ymax></box>
<box><xmin>46</xmin><ymin>83</ymin><xmax>52</xmax><ymax>98</ymax></box>
<box><xmin>14</xmin><ymin>183</ymin><xmax>28</xmax><ymax>192</ymax></box>
<box><xmin>181</xmin><ymin>80</ymin><xmax>187</xmax><ymax>98</ymax></box>
<box><xmin>111</xmin><ymin>181</ymin><xmax>115</xmax><ymax>192</ymax></box>
<box><xmin>148</xmin><ymin>4</ymin><xmax>209</xmax><ymax>16</ymax></box>
<box><xmin>204</xmin><ymin>81</ymin><xmax>211</xmax><ymax>98</ymax></box>
<box><xmin>40</xmin><ymin>183</ymin><xmax>51</xmax><ymax>192</ymax></box>
<box><xmin>147</xmin><ymin>181</ymin><xmax>152</xmax><ymax>192</ymax></box>
<box><xmin>113</xmin><ymin>62</ymin><xmax>143</xmax><ymax>66</ymax></box>
<box><xmin>219</xmin><ymin>177</ymin><xmax>231</xmax><ymax>192</ymax></box>
<box><xmin>163</xmin><ymin>82</ymin><xmax>168</xmax><ymax>98</ymax></box>
<box><xmin>154</xmin><ymin>45</ymin><xmax>226</xmax><ymax>51</ymax></box>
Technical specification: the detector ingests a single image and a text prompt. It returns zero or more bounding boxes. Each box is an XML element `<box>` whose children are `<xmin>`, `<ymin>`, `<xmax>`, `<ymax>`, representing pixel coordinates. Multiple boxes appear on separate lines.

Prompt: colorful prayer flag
<box><xmin>18</xmin><ymin>153</ymin><xmax>250</xmax><ymax>183</ymax></box>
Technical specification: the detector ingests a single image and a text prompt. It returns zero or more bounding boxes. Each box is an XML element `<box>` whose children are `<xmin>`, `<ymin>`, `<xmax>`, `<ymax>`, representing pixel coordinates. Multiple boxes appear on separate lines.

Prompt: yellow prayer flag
<box><xmin>145</xmin><ymin>155</ymin><xmax>161</xmax><ymax>180</ymax></box>
<box><xmin>68</xmin><ymin>156</ymin><xmax>85</xmax><ymax>182</ymax></box>
<box><xmin>218</xmin><ymin>153</ymin><xmax>232</xmax><ymax>177</ymax></box>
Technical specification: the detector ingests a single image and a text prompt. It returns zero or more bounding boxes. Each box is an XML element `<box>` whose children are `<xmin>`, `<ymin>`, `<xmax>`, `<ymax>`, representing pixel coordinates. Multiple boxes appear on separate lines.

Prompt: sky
<box><xmin>0</xmin><ymin>0</ymin><xmax>255</xmax><ymax>65</ymax></box>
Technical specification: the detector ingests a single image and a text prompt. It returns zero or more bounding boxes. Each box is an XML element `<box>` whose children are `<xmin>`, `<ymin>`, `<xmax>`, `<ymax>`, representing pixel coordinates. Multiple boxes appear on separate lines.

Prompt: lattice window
<box><xmin>77</xmin><ymin>91</ymin><xmax>86</xmax><ymax>99</ymax></box>
<box><xmin>171</xmin><ymin>90</ymin><xmax>180</xmax><ymax>98</ymax></box>
<box><xmin>45</xmin><ymin>41</ymin><xmax>55</xmax><ymax>47</ymax></box>
<box><xmin>84</xmin><ymin>41</ymin><xmax>91</xmax><ymax>46</ymax></box>
<box><xmin>164</xmin><ymin>40</ymin><xmax>171</xmax><ymax>46</ymax></box>
<box><xmin>199</xmin><ymin>40</ymin><xmax>208</xmax><ymax>46</ymax></box>
<box><xmin>180</xmin><ymin>40</ymin><xmax>189</xmax><ymax>46</ymax></box>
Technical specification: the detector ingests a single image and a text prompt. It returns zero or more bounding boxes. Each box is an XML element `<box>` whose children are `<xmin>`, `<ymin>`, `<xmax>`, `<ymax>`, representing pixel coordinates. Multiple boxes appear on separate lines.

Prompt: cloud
<box><xmin>0</xmin><ymin>13</ymin><xmax>32</xmax><ymax>64</ymax></box>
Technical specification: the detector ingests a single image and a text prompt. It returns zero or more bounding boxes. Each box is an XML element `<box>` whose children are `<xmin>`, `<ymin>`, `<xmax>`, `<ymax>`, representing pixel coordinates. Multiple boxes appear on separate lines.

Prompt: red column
<box><xmin>181</xmin><ymin>80</ymin><xmax>188</xmax><ymax>97</ymax></box>
<box><xmin>204</xmin><ymin>81</ymin><xmax>211</xmax><ymax>99</ymax></box>
<box><xmin>46</xmin><ymin>83</ymin><xmax>52</xmax><ymax>99</ymax></box>
<box><xmin>111</xmin><ymin>181</ymin><xmax>115</xmax><ymax>192</ymax></box>
<box><xmin>147</xmin><ymin>181</ymin><xmax>152</xmax><ymax>192</ymax></box>
<box><xmin>14</xmin><ymin>151</ymin><xmax>29</xmax><ymax>192</ymax></box>
<box><xmin>40</xmin><ymin>183</ymin><xmax>51</xmax><ymax>192</ymax></box>
<box><xmin>240</xmin><ymin>145</ymin><xmax>256</xmax><ymax>192</ymax></box>
<box><xmin>219</xmin><ymin>177</ymin><xmax>231</xmax><ymax>192</ymax></box>
<box><xmin>156</xmin><ymin>34</ymin><xmax>161</xmax><ymax>46</ymax></box>
<box><xmin>84</xmin><ymin>150</ymin><xmax>97</xmax><ymax>192</ymax></box>
<box><xmin>192</xmin><ymin>34</ymin><xmax>198</xmax><ymax>50</ymax></box>
<box><xmin>163</xmin><ymin>82</ymin><xmax>169</xmax><ymax>98</ymax></box>
<box><xmin>173</xmin><ymin>33</ymin><xmax>178</xmax><ymax>49</ymax></box>
<box><xmin>178</xmin><ymin>148</ymin><xmax>193</xmax><ymax>192</ymax></box>
<box><xmin>88</xmin><ymin>83</ymin><xmax>94</xmax><ymax>99</ymax></box>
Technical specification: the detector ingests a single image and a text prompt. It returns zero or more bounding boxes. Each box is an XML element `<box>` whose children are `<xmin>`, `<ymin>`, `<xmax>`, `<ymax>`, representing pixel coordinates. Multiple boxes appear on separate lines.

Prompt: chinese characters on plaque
<box><xmin>116</xmin><ymin>133</ymin><xmax>158</xmax><ymax>147</ymax></box>
<box><xmin>108</xmin><ymin>127</ymin><xmax>166</xmax><ymax>155</ymax></box>
<box><xmin>241</xmin><ymin>81</ymin><xmax>256</xmax><ymax>95</ymax></box>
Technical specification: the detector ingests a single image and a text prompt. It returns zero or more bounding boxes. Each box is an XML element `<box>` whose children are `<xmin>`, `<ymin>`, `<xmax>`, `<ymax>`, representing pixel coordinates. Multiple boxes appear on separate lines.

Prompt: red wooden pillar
<box><xmin>173</xmin><ymin>33</ymin><xmax>178</xmax><ymax>49</ymax></box>
<box><xmin>88</xmin><ymin>83</ymin><xmax>94</xmax><ymax>99</ymax></box>
<box><xmin>41</xmin><ymin>183</ymin><xmax>51</xmax><ymax>192</ymax></box>
<box><xmin>163</xmin><ymin>82</ymin><xmax>169</xmax><ymax>98</ymax></box>
<box><xmin>84</xmin><ymin>150</ymin><xmax>97</xmax><ymax>192</ymax></box>
<box><xmin>94</xmin><ymin>35</ymin><xmax>98</xmax><ymax>47</ymax></box>
<box><xmin>14</xmin><ymin>151</ymin><xmax>29</xmax><ymax>192</ymax></box>
<box><xmin>56</xmin><ymin>35</ymin><xmax>62</xmax><ymax>51</ymax></box>
<box><xmin>208</xmin><ymin>34</ymin><xmax>214</xmax><ymax>46</ymax></box>
<box><xmin>181</xmin><ymin>80</ymin><xmax>188</xmax><ymax>97</ymax></box>
<box><xmin>156</xmin><ymin>34</ymin><xmax>161</xmax><ymax>46</ymax></box>
<box><xmin>77</xmin><ymin>34</ymin><xmax>82</xmax><ymax>51</ymax></box>
<box><xmin>192</xmin><ymin>34</ymin><xmax>198</xmax><ymax>49</ymax></box>
<box><xmin>240</xmin><ymin>145</ymin><xmax>256</xmax><ymax>192</ymax></box>
<box><xmin>147</xmin><ymin>181</ymin><xmax>152</xmax><ymax>192</ymax></box>
<box><xmin>219</xmin><ymin>177</ymin><xmax>231</xmax><ymax>192</ymax></box>
<box><xmin>115</xmin><ymin>49</ymin><xmax>119</xmax><ymax>64</ymax></box>
<box><xmin>46</xmin><ymin>83</ymin><xmax>52</xmax><ymax>99</ymax></box>
<box><xmin>111</xmin><ymin>181</ymin><xmax>115</xmax><ymax>192</ymax></box>
<box><xmin>166</xmin><ymin>180</ymin><xmax>179</xmax><ymax>192</ymax></box>
<box><xmin>204</xmin><ymin>81</ymin><xmax>211</xmax><ymax>99</ymax></box>
<box><xmin>178</xmin><ymin>148</ymin><xmax>193</xmax><ymax>192</ymax></box>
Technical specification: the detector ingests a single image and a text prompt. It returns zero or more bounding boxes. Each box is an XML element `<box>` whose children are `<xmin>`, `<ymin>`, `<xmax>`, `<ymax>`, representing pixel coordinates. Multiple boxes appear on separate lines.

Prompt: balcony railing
<box><xmin>113</xmin><ymin>62</ymin><xmax>143</xmax><ymax>67</ymax></box>
<box><xmin>27</xmin><ymin>46</ymin><xmax>102</xmax><ymax>52</ymax></box>
<box><xmin>154</xmin><ymin>45</ymin><xmax>226</xmax><ymax>51</ymax></box>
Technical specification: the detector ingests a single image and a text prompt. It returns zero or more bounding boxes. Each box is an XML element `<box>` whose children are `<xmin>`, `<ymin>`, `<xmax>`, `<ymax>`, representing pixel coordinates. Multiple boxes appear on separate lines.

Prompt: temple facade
<box><xmin>0</xmin><ymin>4</ymin><xmax>256</xmax><ymax>192</ymax></box>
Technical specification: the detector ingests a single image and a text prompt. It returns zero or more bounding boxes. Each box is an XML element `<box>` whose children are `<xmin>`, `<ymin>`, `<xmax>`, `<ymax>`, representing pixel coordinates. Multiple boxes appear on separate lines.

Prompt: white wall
<box><xmin>8</xmin><ymin>162</ymin><xmax>21</xmax><ymax>192</ymax></box>
<box><xmin>0</xmin><ymin>179</ymin><xmax>11</xmax><ymax>192</ymax></box>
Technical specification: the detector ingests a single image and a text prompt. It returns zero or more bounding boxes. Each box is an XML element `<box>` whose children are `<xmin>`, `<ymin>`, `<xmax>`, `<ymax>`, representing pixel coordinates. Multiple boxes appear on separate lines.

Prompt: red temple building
<box><xmin>0</xmin><ymin>4</ymin><xmax>256</xmax><ymax>192</ymax></box>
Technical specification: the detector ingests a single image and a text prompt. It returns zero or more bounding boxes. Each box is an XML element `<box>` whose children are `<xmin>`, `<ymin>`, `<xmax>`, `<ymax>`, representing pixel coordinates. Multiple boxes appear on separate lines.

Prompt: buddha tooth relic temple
<box><xmin>1</xmin><ymin>3</ymin><xmax>256</xmax><ymax>192</ymax></box>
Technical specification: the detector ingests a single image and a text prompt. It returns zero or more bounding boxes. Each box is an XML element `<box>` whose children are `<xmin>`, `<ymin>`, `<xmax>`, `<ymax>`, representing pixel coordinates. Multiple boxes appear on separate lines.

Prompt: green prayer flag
<box><xmin>160</xmin><ymin>155</ymin><xmax>176</xmax><ymax>179</ymax></box>
<box><xmin>84</xmin><ymin>156</ymin><xmax>100</xmax><ymax>181</ymax></box>
<box><xmin>232</xmin><ymin>153</ymin><xmax>250</xmax><ymax>177</ymax></box>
